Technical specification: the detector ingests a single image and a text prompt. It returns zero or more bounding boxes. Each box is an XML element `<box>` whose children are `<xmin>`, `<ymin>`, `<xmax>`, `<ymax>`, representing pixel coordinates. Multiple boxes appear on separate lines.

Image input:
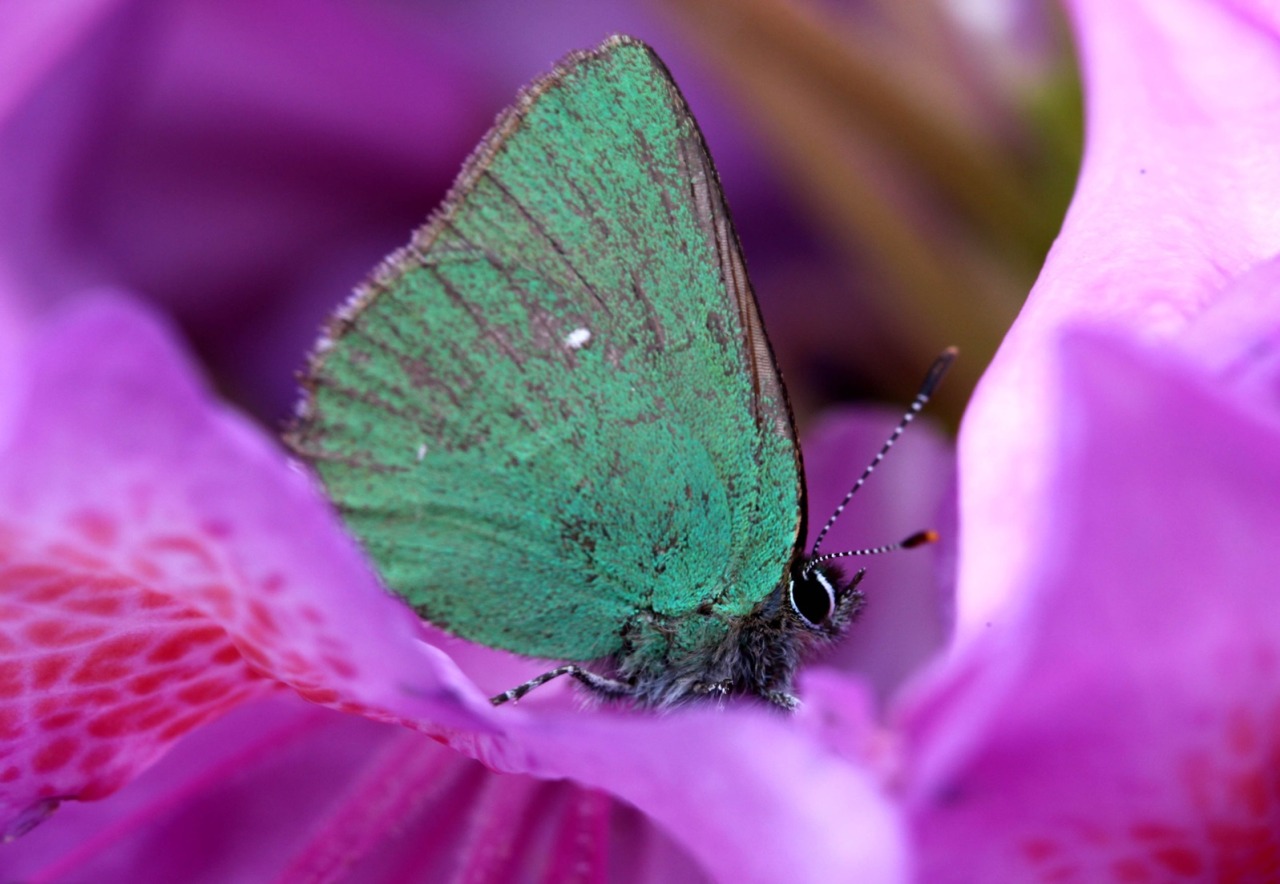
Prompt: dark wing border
<box><xmin>634</xmin><ymin>39</ymin><xmax>808</xmax><ymax>566</ymax></box>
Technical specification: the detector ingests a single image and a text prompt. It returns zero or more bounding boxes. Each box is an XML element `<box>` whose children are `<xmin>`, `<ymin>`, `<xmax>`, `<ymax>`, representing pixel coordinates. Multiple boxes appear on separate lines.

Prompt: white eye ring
<box><xmin>788</xmin><ymin>570</ymin><xmax>836</xmax><ymax>627</ymax></box>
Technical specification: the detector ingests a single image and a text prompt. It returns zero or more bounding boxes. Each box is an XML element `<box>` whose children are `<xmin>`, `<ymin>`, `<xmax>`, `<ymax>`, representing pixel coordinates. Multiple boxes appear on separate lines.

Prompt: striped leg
<box><xmin>490</xmin><ymin>665</ymin><xmax>633</xmax><ymax>706</ymax></box>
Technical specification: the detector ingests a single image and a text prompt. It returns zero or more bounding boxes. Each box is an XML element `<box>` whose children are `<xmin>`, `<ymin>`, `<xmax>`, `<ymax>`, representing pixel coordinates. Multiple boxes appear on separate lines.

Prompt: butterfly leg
<box><xmin>692</xmin><ymin>679</ymin><xmax>733</xmax><ymax>698</ymax></box>
<box><xmin>765</xmin><ymin>691</ymin><xmax>800</xmax><ymax>711</ymax></box>
<box><xmin>490</xmin><ymin>665</ymin><xmax>633</xmax><ymax>706</ymax></box>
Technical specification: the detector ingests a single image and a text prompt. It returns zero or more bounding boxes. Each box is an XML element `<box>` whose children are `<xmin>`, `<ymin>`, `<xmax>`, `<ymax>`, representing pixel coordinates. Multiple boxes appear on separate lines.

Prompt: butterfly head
<box><xmin>786</xmin><ymin>560</ymin><xmax>866</xmax><ymax>639</ymax></box>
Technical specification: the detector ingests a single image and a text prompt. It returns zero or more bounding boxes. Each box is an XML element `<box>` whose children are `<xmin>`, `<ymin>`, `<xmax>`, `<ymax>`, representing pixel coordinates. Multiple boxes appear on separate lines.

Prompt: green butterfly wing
<box><xmin>289</xmin><ymin>35</ymin><xmax>804</xmax><ymax>662</ymax></box>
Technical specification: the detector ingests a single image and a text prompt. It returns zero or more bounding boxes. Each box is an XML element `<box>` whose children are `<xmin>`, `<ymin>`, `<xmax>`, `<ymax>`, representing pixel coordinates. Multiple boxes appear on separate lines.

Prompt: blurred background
<box><xmin>0</xmin><ymin>0</ymin><xmax>1081</xmax><ymax>431</ymax></box>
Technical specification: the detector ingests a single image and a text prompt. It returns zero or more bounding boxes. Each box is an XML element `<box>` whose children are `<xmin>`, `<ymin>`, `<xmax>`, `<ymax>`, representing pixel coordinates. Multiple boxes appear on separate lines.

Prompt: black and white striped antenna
<box><xmin>804</xmin><ymin>347</ymin><xmax>957</xmax><ymax>572</ymax></box>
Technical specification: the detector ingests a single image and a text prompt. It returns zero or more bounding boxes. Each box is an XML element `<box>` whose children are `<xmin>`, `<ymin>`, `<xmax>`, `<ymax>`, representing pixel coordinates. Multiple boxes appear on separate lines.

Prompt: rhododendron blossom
<box><xmin>5</xmin><ymin>0</ymin><xmax>1280</xmax><ymax>881</ymax></box>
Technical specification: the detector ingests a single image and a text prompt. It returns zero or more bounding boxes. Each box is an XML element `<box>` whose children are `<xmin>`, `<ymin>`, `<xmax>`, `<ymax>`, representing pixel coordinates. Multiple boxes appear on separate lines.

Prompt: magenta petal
<box><xmin>460</xmin><ymin>698</ymin><xmax>907</xmax><ymax>882</ymax></box>
<box><xmin>0</xmin><ymin>295</ymin><xmax>490</xmax><ymax>835</ymax></box>
<box><xmin>1052</xmin><ymin>0</ymin><xmax>1280</xmax><ymax>328</ymax></box>
<box><xmin>904</xmin><ymin>334</ymin><xmax>1280</xmax><ymax>878</ymax></box>
<box><xmin>3</xmin><ymin>694</ymin><xmax>709</xmax><ymax>882</ymax></box>
<box><xmin>959</xmin><ymin>0</ymin><xmax>1280</xmax><ymax>637</ymax></box>
<box><xmin>0</xmin><ymin>268</ymin><xmax>33</xmax><ymax>416</ymax></box>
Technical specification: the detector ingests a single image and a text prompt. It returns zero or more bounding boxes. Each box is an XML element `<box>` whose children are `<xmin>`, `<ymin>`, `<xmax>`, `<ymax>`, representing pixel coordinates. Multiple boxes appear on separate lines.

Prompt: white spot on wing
<box><xmin>416</xmin><ymin>444</ymin><xmax>427</xmax><ymax>462</ymax></box>
<box><xmin>564</xmin><ymin>327</ymin><xmax>592</xmax><ymax>350</ymax></box>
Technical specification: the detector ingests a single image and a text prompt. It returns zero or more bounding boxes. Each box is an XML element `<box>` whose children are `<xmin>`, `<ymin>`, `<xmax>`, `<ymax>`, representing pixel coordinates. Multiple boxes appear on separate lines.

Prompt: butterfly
<box><xmin>287</xmin><ymin>35</ymin><xmax>951</xmax><ymax>710</ymax></box>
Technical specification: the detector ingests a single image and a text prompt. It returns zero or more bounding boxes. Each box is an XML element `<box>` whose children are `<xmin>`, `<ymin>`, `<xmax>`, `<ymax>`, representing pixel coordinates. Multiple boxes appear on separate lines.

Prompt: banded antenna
<box><xmin>804</xmin><ymin>347</ymin><xmax>957</xmax><ymax>573</ymax></box>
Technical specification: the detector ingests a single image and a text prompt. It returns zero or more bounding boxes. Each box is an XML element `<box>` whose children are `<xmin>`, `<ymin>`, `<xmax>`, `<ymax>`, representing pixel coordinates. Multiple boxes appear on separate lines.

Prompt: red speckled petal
<box><xmin>0</xmin><ymin>555</ymin><xmax>275</xmax><ymax>837</ymax></box>
<box><xmin>0</xmin><ymin>294</ymin><xmax>489</xmax><ymax>837</ymax></box>
<box><xmin>2</xmin><ymin>694</ymin><xmax>710</xmax><ymax>882</ymax></box>
<box><xmin>903</xmin><ymin>334</ymin><xmax>1280</xmax><ymax>880</ymax></box>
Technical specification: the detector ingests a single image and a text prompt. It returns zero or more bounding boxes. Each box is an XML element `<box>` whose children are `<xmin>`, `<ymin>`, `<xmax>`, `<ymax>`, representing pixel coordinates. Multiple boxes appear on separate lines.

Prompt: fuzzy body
<box><xmin>493</xmin><ymin>564</ymin><xmax>865</xmax><ymax>709</ymax></box>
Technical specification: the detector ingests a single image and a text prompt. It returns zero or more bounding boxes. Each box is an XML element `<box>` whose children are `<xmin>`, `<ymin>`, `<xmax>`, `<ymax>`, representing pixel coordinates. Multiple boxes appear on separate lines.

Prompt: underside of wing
<box><xmin>288</xmin><ymin>36</ymin><xmax>804</xmax><ymax>661</ymax></box>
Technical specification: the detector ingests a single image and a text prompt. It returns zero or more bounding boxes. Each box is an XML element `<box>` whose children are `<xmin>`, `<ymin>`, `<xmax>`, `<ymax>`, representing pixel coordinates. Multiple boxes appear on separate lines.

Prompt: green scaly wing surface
<box><xmin>288</xmin><ymin>36</ymin><xmax>803</xmax><ymax>661</ymax></box>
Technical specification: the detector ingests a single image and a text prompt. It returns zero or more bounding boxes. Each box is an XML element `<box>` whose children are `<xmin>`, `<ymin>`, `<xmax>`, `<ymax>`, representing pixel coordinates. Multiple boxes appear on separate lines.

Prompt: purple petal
<box><xmin>3</xmin><ymin>694</ymin><xmax>710</xmax><ymax>882</ymax></box>
<box><xmin>959</xmin><ymin>0</ymin><xmax>1280</xmax><ymax>636</ymax></box>
<box><xmin>464</xmin><ymin>696</ymin><xmax>908</xmax><ymax>883</ymax></box>
<box><xmin>0</xmin><ymin>295</ymin><xmax>489</xmax><ymax>835</ymax></box>
<box><xmin>903</xmin><ymin>334</ymin><xmax>1280</xmax><ymax>878</ymax></box>
<box><xmin>0</xmin><ymin>0</ymin><xmax>122</xmax><ymax>123</ymax></box>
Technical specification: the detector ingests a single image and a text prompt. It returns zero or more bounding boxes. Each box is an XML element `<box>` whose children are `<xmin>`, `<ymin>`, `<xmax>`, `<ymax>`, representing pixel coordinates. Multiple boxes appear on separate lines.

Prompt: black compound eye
<box><xmin>788</xmin><ymin>571</ymin><xmax>835</xmax><ymax>627</ymax></box>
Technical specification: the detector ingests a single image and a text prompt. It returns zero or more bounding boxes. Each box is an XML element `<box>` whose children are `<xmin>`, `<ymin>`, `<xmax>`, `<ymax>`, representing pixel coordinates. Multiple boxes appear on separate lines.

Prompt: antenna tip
<box><xmin>921</xmin><ymin>348</ymin><xmax>958</xmax><ymax>397</ymax></box>
<box><xmin>901</xmin><ymin>529</ymin><xmax>939</xmax><ymax>549</ymax></box>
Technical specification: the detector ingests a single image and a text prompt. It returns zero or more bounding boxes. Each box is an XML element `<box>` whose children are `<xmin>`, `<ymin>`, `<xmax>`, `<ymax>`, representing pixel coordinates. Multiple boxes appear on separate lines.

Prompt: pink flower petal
<box><xmin>4</xmin><ymin>694</ymin><xmax>710</xmax><ymax>882</ymax></box>
<box><xmin>904</xmin><ymin>333</ymin><xmax>1280</xmax><ymax>878</ymax></box>
<box><xmin>463</xmin><ymin>695</ymin><xmax>907</xmax><ymax>883</ymax></box>
<box><xmin>958</xmin><ymin>0</ymin><xmax>1280</xmax><ymax>637</ymax></box>
<box><xmin>0</xmin><ymin>294</ymin><xmax>489</xmax><ymax>835</ymax></box>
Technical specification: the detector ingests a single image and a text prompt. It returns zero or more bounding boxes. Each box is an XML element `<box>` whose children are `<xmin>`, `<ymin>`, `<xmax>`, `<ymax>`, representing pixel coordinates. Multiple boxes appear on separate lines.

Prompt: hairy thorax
<box><xmin>613</xmin><ymin>563</ymin><xmax>865</xmax><ymax>709</ymax></box>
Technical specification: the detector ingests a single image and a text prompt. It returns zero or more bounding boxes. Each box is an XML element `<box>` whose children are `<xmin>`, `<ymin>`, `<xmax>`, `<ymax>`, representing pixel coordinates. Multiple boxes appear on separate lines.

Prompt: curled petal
<box><xmin>904</xmin><ymin>334</ymin><xmax>1280</xmax><ymax>879</ymax></box>
<box><xmin>959</xmin><ymin>0</ymin><xmax>1280</xmax><ymax>637</ymax></box>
